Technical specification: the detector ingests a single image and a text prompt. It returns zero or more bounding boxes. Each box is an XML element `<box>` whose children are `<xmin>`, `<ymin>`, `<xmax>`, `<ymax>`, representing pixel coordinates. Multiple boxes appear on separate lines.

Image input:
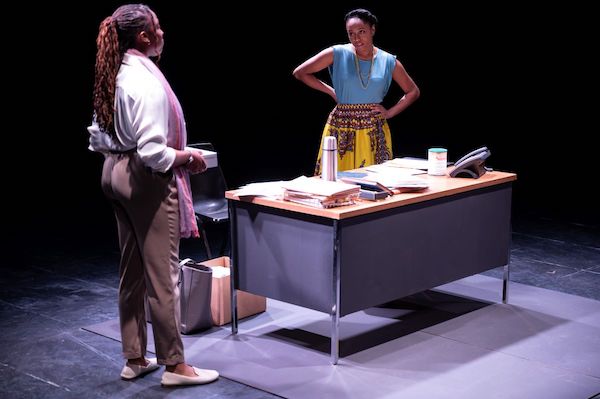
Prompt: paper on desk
<box><xmin>283</xmin><ymin>191</ymin><xmax>357</xmax><ymax>208</ymax></box>
<box><xmin>355</xmin><ymin>173</ymin><xmax>428</xmax><ymax>190</ymax></box>
<box><xmin>354</xmin><ymin>167</ymin><xmax>429</xmax><ymax>190</ymax></box>
<box><xmin>374</xmin><ymin>174</ymin><xmax>428</xmax><ymax>189</ymax></box>
<box><xmin>364</xmin><ymin>163</ymin><xmax>426</xmax><ymax>176</ymax></box>
<box><xmin>281</xmin><ymin>176</ymin><xmax>360</xmax><ymax>198</ymax></box>
<box><xmin>279</xmin><ymin>176</ymin><xmax>360</xmax><ymax>208</ymax></box>
<box><xmin>235</xmin><ymin>181</ymin><xmax>286</xmax><ymax>198</ymax></box>
<box><xmin>385</xmin><ymin>157</ymin><xmax>429</xmax><ymax>170</ymax></box>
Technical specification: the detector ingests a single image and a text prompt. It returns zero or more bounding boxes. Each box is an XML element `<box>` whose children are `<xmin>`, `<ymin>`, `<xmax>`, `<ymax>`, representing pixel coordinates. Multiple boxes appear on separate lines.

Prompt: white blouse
<box><xmin>88</xmin><ymin>53</ymin><xmax>176</xmax><ymax>173</ymax></box>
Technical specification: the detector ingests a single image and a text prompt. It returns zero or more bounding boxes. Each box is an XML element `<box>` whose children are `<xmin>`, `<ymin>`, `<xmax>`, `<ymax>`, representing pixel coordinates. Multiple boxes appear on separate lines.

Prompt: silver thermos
<box><xmin>321</xmin><ymin>136</ymin><xmax>338</xmax><ymax>181</ymax></box>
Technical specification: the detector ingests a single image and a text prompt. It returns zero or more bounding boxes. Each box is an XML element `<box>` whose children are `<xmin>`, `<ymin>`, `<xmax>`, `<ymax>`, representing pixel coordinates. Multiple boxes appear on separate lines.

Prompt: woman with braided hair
<box><xmin>87</xmin><ymin>4</ymin><xmax>218</xmax><ymax>386</ymax></box>
<box><xmin>293</xmin><ymin>8</ymin><xmax>420</xmax><ymax>174</ymax></box>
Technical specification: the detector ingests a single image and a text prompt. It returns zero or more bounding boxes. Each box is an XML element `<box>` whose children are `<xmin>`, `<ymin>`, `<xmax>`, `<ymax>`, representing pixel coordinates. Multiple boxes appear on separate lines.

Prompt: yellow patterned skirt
<box><xmin>314</xmin><ymin>103</ymin><xmax>393</xmax><ymax>175</ymax></box>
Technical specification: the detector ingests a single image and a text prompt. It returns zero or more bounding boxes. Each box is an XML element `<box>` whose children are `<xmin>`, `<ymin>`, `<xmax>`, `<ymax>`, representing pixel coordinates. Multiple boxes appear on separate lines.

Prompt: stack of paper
<box><xmin>373</xmin><ymin>174</ymin><xmax>429</xmax><ymax>190</ymax></box>
<box><xmin>385</xmin><ymin>157</ymin><xmax>429</xmax><ymax>170</ymax></box>
<box><xmin>281</xmin><ymin>176</ymin><xmax>360</xmax><ymax>208</ymax></box>
<box><xmin>337</xmin><ymin>177</ymin><xmax>394</xmax><ymax>195</ymax></box>
<box><xmin>185</xmin><ymin>147</ymin><xmax>218</xmax><ymax>168</ymax></box>
<box><xmin>364</xmin><ymin>164</ymin><xmax>426</xmax><ymax>176</ymax></box>
<box><xmin>235</xmin><ymin>181</ymin><xmax>286</xmax><ymax>199</ymax></box>
<box><xmin>340</xmin><ymin>173</ymin><xmax>428</xmax><ymax>191</ymax></box>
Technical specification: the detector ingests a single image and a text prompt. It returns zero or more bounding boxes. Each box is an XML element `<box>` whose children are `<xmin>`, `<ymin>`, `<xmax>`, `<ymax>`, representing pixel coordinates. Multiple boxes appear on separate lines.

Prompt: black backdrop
<box><xmin>10</xmin><ymin>1</ymin><xmax>597</xmax><ymax>251</ymax></box>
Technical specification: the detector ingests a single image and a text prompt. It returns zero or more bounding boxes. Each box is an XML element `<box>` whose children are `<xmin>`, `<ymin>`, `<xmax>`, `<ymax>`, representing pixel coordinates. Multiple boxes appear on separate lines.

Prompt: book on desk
<box><xmin>281</xmin><ymin>176</ymin><xmax>360</xmax><ymax>208</ymax></box>
<box><xmin>338</xmin><ymin>171</ymin><xmax>429</xmax><ymax>195</ymax></box>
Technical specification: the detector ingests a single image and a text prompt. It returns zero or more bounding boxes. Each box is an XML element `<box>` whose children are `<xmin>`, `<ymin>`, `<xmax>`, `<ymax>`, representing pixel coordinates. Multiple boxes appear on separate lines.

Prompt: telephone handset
<box><xmin>449</xmin><ymin>147</ymin><xmax>491</xmax><ymax>178</ymax></box>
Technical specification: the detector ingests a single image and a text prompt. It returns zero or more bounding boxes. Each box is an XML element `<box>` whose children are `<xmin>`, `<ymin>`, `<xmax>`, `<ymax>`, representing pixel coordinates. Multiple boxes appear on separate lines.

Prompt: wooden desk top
<box><xmin>226</xmin><ymin>170</ymin><xmax>517</xmax><ymax>220</ymax></box>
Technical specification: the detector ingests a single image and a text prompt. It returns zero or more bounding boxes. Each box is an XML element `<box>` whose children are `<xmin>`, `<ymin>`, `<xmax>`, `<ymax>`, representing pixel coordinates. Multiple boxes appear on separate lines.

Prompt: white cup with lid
<box><xmin>428</xmin><ymin>148</ymin><xmax>447</xmax><ymax>176</ymax></box>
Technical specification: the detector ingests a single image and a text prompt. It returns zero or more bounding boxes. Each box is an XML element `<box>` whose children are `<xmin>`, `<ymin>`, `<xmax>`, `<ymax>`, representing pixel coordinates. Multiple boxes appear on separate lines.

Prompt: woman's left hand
<box><xmin>187</xmin><ymin>152</ymin><xmax>207</xmax><ymax>174</ymax></box>
<box><xmin>370</xmin><ymin>104</ymin><xmax>390</xmax><ymax>119</ymax></box>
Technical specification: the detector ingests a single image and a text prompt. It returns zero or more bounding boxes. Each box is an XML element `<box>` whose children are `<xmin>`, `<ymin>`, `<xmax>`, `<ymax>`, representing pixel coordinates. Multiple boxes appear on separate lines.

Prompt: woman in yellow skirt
<box><xmin>293</xmin><ymin>8</ymin><xmax>420</xmax><ymax>174</ymax></box>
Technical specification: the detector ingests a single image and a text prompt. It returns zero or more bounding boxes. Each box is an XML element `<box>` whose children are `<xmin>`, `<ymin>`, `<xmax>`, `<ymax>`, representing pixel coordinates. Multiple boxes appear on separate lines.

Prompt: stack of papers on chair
<box><xmin>281</xmin><ymin>176</ymin><xmax>360</xmax><ymax>208</ymax></box>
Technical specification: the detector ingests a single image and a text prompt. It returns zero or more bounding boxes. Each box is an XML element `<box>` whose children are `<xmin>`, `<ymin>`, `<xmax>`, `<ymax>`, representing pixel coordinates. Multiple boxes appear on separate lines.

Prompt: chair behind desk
<box><xmin>187</xmin><ymin>142</ymin><xmax>229</xmax><ymax>259</ymax></box>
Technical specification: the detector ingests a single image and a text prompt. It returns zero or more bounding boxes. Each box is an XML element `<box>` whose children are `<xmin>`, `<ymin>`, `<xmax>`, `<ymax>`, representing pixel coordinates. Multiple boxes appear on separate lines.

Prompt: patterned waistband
<box><xmin>328</xmin><ymin>103</ymin><xmax>383</xmax><ymax>130</ymax></box>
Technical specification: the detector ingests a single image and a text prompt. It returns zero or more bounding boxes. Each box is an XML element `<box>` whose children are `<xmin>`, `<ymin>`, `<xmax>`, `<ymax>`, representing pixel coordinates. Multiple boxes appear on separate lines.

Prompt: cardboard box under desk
<box><xmin>199</xmin><ymin>256</ymin><xmax>266</xmax><ymax>326</ymax></box>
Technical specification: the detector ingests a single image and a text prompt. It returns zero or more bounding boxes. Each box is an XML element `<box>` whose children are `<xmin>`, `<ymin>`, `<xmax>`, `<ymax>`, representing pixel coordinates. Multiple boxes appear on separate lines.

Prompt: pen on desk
<box><xmin>375</xmin><ymin>182</ymin><xmax>395</xmax><ymax>196</ymax></box>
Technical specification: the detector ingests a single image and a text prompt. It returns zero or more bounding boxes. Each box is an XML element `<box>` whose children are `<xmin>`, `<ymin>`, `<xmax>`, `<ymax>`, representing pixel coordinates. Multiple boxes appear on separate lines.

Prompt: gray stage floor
<box><xmin>2</xmin><ymin>215</ymin><xmax>599</xmax><ymax>398</ymax></box>
<box><xmin>84</xmin><ymin>275</ymin><xmax>600</xmax><ymax>398</ymax></box>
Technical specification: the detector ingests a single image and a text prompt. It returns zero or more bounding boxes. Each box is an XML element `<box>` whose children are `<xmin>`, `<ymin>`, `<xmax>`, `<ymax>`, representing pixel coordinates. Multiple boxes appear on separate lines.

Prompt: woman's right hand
<box><xmin>187</xmin><ymin>151</ymin><xmax>207</xmax><ymax>174</ymax></box>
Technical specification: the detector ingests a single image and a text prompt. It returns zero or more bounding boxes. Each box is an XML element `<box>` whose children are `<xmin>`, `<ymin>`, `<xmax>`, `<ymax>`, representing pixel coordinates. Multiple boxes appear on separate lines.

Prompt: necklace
<box><xmin>354</xmin><ymin>50</ymin><xmax>374</xmax><ymax>89</ymax></box>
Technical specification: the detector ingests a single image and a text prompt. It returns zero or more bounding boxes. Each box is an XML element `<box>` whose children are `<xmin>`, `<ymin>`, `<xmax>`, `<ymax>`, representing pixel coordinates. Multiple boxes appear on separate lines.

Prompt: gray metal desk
<box><xmin>226</xmin><ymin>171</ymin><xmax>516</xmax><ymax>364</ymax></box>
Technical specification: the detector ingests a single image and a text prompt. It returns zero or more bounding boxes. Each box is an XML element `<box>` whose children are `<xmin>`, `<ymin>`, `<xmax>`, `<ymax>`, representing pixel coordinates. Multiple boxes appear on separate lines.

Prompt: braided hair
<box><xmin>92</xmin><ymin>4</ymin><xmax>155</xmax><ymax>136</ymax></box>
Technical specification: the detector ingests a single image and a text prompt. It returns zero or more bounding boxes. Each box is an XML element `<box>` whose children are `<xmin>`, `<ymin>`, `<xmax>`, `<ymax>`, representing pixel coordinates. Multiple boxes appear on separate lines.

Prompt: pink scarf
<box><xmin>127</xmin><ymin>49</ymin><xmax>199</xmax><ymax>238</ymax></box>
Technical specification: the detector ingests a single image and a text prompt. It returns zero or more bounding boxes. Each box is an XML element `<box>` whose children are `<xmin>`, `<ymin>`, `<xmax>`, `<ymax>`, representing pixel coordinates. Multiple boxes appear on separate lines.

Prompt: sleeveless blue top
<box><xmin>329</xmin><ymin>44</ymin><xmax>397</xmax><ymax>104</ymax></box>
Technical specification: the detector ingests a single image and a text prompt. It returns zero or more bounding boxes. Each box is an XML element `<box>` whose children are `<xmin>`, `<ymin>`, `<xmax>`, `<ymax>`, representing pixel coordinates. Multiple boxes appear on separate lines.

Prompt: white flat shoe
<box><xmin>161</xmin><ymin>367</ymin><xmax>219</xmax><ymax>386</ymax></box>
<box><xmin>120</xmin><ymin>358</ymin><xmax>160</xmax><ymax>380</ymax></box>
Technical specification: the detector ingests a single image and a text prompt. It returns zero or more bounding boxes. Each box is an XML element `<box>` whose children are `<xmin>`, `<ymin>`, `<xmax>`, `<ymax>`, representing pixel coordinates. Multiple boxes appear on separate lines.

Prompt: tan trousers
<box><xmin>101</xmin><ymin>153</ymin><xmax>184</xmax><ymax>366</ymax></box>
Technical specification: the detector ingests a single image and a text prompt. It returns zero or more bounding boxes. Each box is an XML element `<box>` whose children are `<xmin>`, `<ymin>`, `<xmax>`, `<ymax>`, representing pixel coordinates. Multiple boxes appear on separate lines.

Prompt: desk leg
<box><xmin>331</xmin><ymin>220</ymin><xmax>340</xmax><ymax>365</ymax></box>
<box><xmin>503</xmin><ymin>219</ymin><xmax>513</xmax><ymax>304</ymax></box>
<box><xmin>502</xmin><ymin>263</ymin><xmax>510</xmax><ymax>304</ymax></box>
<box><xmin>229</xmin><ymin>200</ymin><xmax>238</xmax><ymax>334</ymax></box>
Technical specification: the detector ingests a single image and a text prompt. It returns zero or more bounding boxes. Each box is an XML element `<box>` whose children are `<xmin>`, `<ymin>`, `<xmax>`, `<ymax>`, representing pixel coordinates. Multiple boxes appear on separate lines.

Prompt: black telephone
<box><xmin>449</xmin><ymin>147</ymin><xmax>491</xmax><ymax>178</ymax></box>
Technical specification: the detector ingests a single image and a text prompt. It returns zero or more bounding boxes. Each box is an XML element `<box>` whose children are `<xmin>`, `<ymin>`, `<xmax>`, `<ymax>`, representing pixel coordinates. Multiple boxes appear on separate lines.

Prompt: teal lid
<box><xmin>429</xmin><ymin>148</ymin><xmax>447</xmax><ymax>153</ymax></box>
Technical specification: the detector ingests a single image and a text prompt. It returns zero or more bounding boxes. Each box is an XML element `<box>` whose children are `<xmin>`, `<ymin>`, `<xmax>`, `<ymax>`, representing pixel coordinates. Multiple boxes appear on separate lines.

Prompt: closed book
<box><xmin>185</xmin><ymin>147</ymin><xmax>218</xmax><ymax>168</ymax></box>
<box><xmin>281</xmin><ymin>176</ymin><xmax>360</xmax><ymax>198</ymax></box>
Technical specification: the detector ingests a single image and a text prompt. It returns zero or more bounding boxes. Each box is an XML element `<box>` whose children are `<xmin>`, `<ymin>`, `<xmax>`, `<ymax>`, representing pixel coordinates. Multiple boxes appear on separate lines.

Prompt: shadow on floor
<box><xmin>1</xmin><ymin>213</ymin><xmax>598</xmax><ymax>398</ymax></box>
